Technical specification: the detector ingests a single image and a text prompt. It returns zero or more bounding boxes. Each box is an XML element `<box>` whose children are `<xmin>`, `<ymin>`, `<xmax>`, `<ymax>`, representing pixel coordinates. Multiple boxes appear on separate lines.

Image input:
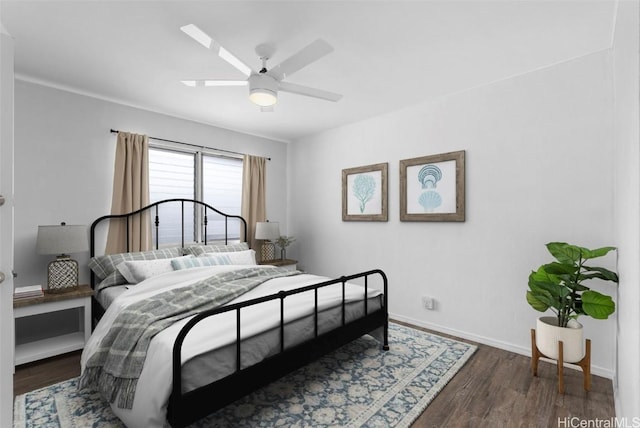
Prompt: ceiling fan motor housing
<box><xmin>249</xmin><ymin>73</ymin><xmax>278</xmax><ymax>106</ymax></box>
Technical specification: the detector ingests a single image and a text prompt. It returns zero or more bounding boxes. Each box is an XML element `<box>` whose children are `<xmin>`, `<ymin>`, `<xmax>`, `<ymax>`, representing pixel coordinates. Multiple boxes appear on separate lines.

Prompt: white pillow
<box><xmin>116</xmin><ymin>255</ymin><xmax>193</xmax><ymax>284</ymax></box>
<box><xmin>199</xmin><ymin>249</ymin><xmax>257</xmax><ymax>266</ymax></box>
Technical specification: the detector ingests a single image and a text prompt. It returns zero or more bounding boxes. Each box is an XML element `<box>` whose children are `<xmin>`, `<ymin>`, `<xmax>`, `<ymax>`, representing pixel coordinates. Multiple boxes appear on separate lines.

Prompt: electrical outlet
<box><xmin>421</xmin><ymin>296</ymin><xmax>435</xmax><ymax>310</ymax></box>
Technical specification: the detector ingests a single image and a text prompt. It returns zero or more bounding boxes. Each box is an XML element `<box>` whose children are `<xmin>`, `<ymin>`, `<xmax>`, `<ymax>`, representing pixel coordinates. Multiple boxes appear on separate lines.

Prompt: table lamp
<box><xmin>254</xmin><ymin>221</ymin><xmax>280</xmax><ymax>261</ymax></box>
<box><xmin>37</xmin><ymin>222</ymin><xmax>88</xmax><ymax>292</ymax></box>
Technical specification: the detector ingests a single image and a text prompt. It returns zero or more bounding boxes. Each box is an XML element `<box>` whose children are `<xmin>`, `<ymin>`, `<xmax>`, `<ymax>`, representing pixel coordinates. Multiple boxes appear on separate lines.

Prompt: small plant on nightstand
<box><xmin>274</xmin><ymin>236</ymin><xmax>295</xmax><ymax>260</ymax></box>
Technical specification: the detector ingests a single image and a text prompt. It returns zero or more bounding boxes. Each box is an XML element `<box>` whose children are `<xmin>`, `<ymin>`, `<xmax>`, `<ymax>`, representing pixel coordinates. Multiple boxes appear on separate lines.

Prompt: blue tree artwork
<box><xmin>418</xmin><ymin>164</ymin><xmax>442</xmax><ymax>212</ymax></box>
<box><xmin>352</xmin><ymin>174</ymin><xmax>376</xmax><ymax>213</ymax></box>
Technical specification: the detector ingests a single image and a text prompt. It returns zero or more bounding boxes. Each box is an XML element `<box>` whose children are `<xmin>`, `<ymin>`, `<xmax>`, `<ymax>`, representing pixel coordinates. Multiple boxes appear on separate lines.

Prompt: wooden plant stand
<box><xmin>530</xmin><ymin>329</ymin><xmax>591</xmax><ymax>394</ymax></box>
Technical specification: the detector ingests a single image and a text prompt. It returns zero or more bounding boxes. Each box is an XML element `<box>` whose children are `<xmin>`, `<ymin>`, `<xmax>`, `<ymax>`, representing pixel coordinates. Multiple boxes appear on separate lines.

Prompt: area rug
<box><xmin>14</xmin><ymin>322</ymin><xmax>476</xmax><ymax>428</ymax></box>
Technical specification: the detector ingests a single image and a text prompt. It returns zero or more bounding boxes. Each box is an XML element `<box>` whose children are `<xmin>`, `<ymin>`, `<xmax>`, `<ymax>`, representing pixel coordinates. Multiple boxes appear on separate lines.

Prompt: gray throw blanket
<box><xmin>79</xmin><ymin>266</ymin><xmax>300</xmax><ymax>409</ymax></box>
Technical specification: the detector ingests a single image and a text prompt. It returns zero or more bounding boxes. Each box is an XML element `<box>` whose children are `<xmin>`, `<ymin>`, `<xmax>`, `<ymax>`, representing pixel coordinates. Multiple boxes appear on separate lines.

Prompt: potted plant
<box><xmin>274</xmin><ymin>235</ymin><xmax>295</xmax><ymax>260</ymax></box>
<box><xmin>527</xmin><ymin>242</ymin><xmax>618</xmax><ymax>362</ymax></box>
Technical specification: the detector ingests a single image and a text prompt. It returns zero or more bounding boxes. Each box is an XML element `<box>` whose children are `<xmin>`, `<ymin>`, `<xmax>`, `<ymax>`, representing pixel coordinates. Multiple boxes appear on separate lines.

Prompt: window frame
<box><xmin>148</xmin><ymin>142</ymin><xmax>244</xmax><ymax>245</ymax></box>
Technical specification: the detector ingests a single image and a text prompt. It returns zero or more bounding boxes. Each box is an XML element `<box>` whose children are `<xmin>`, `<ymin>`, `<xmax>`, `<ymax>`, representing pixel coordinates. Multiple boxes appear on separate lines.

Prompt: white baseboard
<box><xmin>614</xmin><ymin>384</ymin><xmax>622</xmax><ymax>418</ymax></box>
<box><xmin>389</xmin><ymin>312</ymin><xmax>614</xmax><ymax>379</ymax></box>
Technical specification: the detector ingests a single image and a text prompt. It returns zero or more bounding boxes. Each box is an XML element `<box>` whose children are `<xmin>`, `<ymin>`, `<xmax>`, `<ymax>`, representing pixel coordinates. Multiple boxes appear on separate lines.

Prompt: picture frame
<box><xmin>342</xmin><ymin>162</ymin><xmax>388</xmax><ymax>221</ymax></box>
<box><xmin>400</xmin><ymin>150</ymin><xmax>465</xmax><ymax>222</ymax></box>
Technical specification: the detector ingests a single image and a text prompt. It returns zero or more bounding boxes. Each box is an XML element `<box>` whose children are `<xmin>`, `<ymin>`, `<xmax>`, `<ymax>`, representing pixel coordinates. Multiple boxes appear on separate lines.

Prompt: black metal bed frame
<box><xmin>89</xmin><ymin>198</ymin><xmax>389</xmax><ymax>428</ymax></box>
<box><xmin>89</xmin><ymin>198</ymin><xmax>247</xmax><ymax>320</ymax></box>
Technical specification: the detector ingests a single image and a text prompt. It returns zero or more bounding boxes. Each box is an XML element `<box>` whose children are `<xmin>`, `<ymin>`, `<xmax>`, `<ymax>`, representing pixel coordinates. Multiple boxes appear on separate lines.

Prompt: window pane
<box><xmin>149</xmin><ymin>149</ymin><xmax>195</xmax><ymax>201</ymax></box>
<box><xmin>149</xmin><ymin>148</ymin><xmax>195</xmax><ymax>245</ymax></box>
<box><xmin>202</xmin><ymin>155</ymin><xmax>243</xmax><ymax>241</ymax></box>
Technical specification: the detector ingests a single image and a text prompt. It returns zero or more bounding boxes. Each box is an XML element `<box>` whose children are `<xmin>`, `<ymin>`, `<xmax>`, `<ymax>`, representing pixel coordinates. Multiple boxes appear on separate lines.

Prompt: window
<box><xmin>148</xmin><ymin>146</ymin><xmax>243</xmax><ymax>245</ymax></box>
<box><xmin>202</xmin><ymin>155</ymin><xmax>243</xmax><ymax>240</ymax></box>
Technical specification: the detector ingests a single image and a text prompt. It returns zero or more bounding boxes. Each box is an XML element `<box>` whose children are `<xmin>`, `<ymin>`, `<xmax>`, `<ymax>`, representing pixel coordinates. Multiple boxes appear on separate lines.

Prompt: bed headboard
<box><xmin>89</xmin><ymin>198</ymin><xmax>248</xmax><ymax>288</ymax></box>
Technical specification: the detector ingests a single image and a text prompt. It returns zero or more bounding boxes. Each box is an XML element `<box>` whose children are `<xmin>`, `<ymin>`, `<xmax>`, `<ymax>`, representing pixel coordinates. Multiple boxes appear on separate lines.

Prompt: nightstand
<box><xmin>259</xmin><ymin>259</ymin><xmax>298</xmax><ymax>271</ymax></box>
<box><xmin>13</xmin><ymin>284</ymin><xmax>93</xmax><ymax>366</ymax></box>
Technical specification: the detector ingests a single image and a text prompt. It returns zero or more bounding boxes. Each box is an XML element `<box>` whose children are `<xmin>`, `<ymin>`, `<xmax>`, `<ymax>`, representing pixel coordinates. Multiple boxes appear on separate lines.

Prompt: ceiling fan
<box><xmin>180</xmin><ymin>24</ymin><xmax>343</xmax><ymax>111</ymax></box>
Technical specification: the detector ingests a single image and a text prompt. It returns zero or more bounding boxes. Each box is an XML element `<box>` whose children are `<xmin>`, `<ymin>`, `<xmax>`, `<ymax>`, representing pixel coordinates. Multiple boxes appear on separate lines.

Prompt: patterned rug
<box><xmin>14</xmin><ymin>323</ymin><xmax>476</xmax><ymax>428</ymax></box>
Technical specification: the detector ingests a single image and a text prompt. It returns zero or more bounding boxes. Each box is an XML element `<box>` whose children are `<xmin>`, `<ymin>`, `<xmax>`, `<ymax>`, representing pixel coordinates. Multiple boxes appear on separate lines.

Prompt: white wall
<box><xmin>0</xmin><ymin>23</ymin><xmax>15</xmax><ymax>427</ymax></box>
<box><xmin>289</xmin><ymin>50</ymin><xmax>618</xmax><ymax>377</ymax></box>
<box><xmin>13</xmin><ymin>80</ymin><xmax>288</xmax><ymax>288</ymax></box>
<box><xmin>612</xmin><ymin>0</ymin><xmax>640</xmax><ymax>419</ymax></box>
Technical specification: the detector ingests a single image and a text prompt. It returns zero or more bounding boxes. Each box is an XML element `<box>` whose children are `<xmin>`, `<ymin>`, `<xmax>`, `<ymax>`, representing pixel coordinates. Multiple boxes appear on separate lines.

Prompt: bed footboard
<box><xmin>167</xmin><ymin>269</ymin><xmax>389</xmax><ymax>428</ymax></box>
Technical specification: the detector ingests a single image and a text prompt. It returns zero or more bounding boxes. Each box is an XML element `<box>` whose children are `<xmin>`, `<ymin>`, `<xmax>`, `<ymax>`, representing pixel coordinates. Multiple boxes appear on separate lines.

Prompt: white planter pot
<box><xmin>536</xmin><ymin>316</ymin><xmax>584</xmax><ymax>363</ymax></box>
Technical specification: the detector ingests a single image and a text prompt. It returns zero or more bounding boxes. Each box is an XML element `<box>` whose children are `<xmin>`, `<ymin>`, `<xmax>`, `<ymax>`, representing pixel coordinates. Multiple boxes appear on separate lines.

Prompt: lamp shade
<box><xmin>255</xmin><ymin>222</ymin><xmax>280</xmax><ymax>241</ymax></box>
<box><xmin>36</xmin><ymin>223</ymin><xmax>88</xmax><ymax>255</ymax></box>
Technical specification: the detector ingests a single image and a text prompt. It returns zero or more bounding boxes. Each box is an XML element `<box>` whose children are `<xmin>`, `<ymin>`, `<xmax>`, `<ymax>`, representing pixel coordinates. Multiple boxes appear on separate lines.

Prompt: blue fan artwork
<box><xmin>352</xmin><ymin>174</ymin><xmax>376</xmax><ymax>213</ymax></box>
<box><xmin>418</xmin><ymin>164</ymin><xmax>442</xmax><ymax>212</ymax></box>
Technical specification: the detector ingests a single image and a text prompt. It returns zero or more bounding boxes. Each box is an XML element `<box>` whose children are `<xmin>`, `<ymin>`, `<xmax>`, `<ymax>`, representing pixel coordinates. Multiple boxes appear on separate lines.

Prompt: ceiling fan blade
<box><xmin>180</xmin><ymin>24</ymin><xmax>253</xmax><ymax>77</ymax></box>
<box><xmin>279</xmin><ymin>82</ymin><xmax>342</xmax><ymax>102</ymax></box>
<box><xmin>268</xmin><ymin>39</ymin><xmax>334</xmax><ymax>81</ymax></box>
<box><xmin>181</xmin><ymin>80</ymin><xmax>247</xmax><ymax>87</ymax></box>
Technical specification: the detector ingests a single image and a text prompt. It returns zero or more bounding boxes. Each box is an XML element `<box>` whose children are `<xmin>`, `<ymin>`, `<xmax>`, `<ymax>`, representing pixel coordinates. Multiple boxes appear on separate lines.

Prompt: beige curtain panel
<box><xmin>241</xmin><ymin>154</ymin><xmax>267</xmax><ymax>259</ymax></box>
<box><xmin>105</xmin><ymin>131</ymin><xmax>151</xmax><ymax>254</ymax></box>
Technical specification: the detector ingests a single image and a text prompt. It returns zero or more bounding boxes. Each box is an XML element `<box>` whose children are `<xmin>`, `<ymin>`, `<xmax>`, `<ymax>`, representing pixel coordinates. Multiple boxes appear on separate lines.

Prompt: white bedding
<box><xmin>81</xmin><ymin>265</ymin><xmax>383</xmax><ymax>428</ymax></box>
<box><xmin>95</xmin><ymin>284</ymin><xmax>129</xmax><ymax>309</ymax></box>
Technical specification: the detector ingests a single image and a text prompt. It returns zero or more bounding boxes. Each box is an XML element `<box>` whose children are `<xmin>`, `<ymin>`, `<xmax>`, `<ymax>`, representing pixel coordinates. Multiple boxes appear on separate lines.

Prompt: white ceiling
<box><xmin>1</xmin><ymin>1</ymin><xmax>616</xmax><ymax>142</ymax></box>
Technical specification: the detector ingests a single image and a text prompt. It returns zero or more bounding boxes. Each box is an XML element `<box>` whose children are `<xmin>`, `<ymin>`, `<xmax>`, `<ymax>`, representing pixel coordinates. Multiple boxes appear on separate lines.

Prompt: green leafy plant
<box><xmin>274</xmin><ymin>236</ymin><xmax>295</xmax><ymax>250</ymax></box>
<box><xmin>527</xmin><ymin>242</ymin><xmax>618</xmax><ymax>328</ymax></box>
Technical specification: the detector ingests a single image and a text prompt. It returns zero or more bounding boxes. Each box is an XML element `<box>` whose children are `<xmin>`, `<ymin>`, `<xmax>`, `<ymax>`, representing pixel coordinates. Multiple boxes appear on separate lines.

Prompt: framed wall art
<box><xmin>342</xmin><ymin>162</ymin><xmax>388</xmax><ymax>221</ymax></box>
<box><xmin>400</xmin><ymin>150</ymin><xmax>465</xmax><ymax>222</ymax></box>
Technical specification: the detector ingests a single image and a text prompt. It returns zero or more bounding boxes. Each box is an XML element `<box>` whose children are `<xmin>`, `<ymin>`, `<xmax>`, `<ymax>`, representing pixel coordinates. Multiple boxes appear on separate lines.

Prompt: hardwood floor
<box><xmin>407</xmin><ymin>322</ymin><xmax>615</xmax><ymax>428</ymax></box>
<box><xmin>13</xmin><ymin>350</ymin><xmax>82</xmax><ymax>396</ymax></box>
<box><xmin>14</xmin><ymin>323</ymin><xmax>615</xmax><ymax>427</ymax></box>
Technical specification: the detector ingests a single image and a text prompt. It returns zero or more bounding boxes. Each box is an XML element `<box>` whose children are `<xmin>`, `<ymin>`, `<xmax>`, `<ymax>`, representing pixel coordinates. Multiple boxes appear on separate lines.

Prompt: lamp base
<box><xmin>47</xmin><ymin>257</ymin><xmax>79</xmax><ymax>293</ymax></box>
<box><xmin>260</xmin><ymin>242</ymin><xmax>275</xmax><ymax>261</ymax></box>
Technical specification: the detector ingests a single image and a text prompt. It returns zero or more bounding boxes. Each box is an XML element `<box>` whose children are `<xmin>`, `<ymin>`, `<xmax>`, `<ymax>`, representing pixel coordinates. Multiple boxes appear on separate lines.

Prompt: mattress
<box><xmin>181</xmin><ymin>292</ymin><xmax>383</xmax><ymax>392</ymax></box>
<box><xmin>81</xmin><ymin>265</ymin><xmax>384</xmax><ymax>428</ymax></box>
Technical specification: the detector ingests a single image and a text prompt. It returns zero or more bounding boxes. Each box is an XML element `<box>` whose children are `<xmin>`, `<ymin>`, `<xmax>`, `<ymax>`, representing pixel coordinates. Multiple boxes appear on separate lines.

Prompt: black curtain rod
<box><xmin>109</xmin><ymin>129</ymin><xmax>271</xmax><ymax>161</ymax></box>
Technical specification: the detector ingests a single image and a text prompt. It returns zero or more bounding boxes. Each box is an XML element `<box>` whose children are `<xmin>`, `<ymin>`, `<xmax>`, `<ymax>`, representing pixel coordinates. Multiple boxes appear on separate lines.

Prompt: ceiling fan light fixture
<box><xmin>248</xmin><ymin>73</ymin><xmax>278</xmax><ymax>107</ymax></box>
<box><xmin>249</xmin><ymin>89</ymin><xmax>277</xmax><ymax>107</ymax></box>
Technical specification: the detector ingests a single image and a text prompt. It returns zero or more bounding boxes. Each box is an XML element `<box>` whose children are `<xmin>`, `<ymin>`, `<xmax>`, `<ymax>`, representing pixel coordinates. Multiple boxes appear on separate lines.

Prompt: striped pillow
<box><xmin>96</xmin><ymin>271</ymin><xmax>124</xmax><ymax>292</ymax></box>
<box><xmin>183</xmin><ymin>242</ymin><xmax>249</xmax><ymax>257</ymax></box>
<box><xmin>89</xmin><ymin>247</ymin><xmax>183</xmax><ymax>288</ymax></box>
<box><xmin>172</xmin><ymin>250</ymin><xmax>257</xmax><ymax>270</ymax></box>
